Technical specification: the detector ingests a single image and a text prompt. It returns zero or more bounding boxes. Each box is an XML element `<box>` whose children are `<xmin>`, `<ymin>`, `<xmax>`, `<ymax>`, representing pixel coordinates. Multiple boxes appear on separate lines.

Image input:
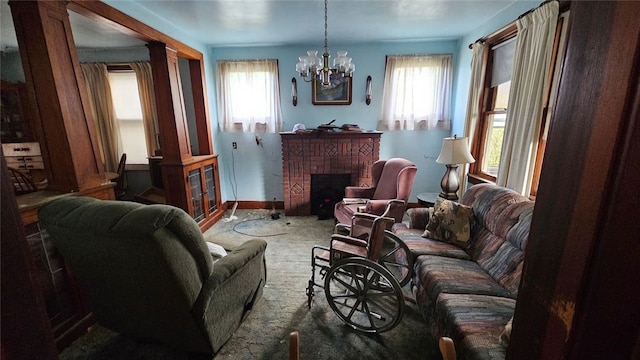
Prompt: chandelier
<box><xmin>295</xmin><ymin>0</ymin><xmax>355</xmax><ymax>87</ymax></box>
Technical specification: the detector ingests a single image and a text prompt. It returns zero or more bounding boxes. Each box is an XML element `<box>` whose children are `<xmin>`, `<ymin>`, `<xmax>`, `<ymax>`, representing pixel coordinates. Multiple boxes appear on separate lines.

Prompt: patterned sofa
<box><xmin>392</xmin><ymin>184</ymin><xmax>534</xmax><ymax>359</ymax></box>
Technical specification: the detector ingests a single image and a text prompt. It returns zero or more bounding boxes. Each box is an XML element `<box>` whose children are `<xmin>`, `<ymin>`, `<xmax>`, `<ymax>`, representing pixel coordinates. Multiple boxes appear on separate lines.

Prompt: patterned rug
<box><xmin>59</xmin><ymin>210</ymin><xmax>439</xmax><ymax>360</ymax></box>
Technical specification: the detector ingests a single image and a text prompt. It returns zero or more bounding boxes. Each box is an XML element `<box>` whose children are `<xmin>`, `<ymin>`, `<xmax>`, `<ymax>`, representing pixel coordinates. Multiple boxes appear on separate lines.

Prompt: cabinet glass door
<box><xmin>189</xmin><ymin>168</ymin><xmax>204</xmax><ymax>222</ymax></box>
<box><xmin>204</xmin><ymin>164</ymin><xmax>217</xmax><ymax>214</ymax></box>
<box><xmin>27</xmin><ymin>224</ymin><xmax>75</xmax><ymax>329</ymax></box>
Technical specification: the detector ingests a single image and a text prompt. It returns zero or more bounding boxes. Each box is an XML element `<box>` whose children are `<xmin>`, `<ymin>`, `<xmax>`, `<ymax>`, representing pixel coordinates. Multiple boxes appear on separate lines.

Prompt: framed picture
<box><xmin>312</xmin><ymin>75</ymin><xmax>352</xmax><ymax>105</ymax></box>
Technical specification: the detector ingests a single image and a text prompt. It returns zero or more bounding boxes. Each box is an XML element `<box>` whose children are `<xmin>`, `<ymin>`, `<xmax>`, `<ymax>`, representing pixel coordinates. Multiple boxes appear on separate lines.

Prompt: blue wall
<box><xmin>8</xmin><ymin>0</ymin><xmax>536</xmax><ymax>206</ymax></box>
<box><xmin>210</xmin><ymin>41</ymin><xmax>457</xmax><ymax>203</ymax></box>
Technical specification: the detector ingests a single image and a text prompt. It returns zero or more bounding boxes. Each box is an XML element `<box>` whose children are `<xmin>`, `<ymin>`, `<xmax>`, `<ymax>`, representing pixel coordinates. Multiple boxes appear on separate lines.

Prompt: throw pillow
<box><xmin>422</xmin><ymin>197</ymin><xmax>474</xmax><ymax>247</ymax></box>
<box><xmin>500</xmin><ymin>316</ymin><xmax>513</xmax><ymax>348</ymax></box>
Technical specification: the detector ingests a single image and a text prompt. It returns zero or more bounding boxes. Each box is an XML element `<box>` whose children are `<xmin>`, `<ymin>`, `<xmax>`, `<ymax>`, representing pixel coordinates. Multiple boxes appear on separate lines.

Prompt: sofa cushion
<box><xmin>412</xmin><ymin>255</ymin><xmax>514</xmax><ymax>308</ymax></box>
<box><xmin>460</xmin><ymin>184</ymin><xmax>535</xmax><ymax>296</ymax></box>
<box><xmin>435</xmin><ymin>293</ymin><xmax>515</xmax><ymax>360</ymax></box>
<box><xmin>393</xmin><ymin>226</ymin><xmax>470</xmax><ymax>260</ymax></box>
<box><xmin>423</xmin><ymin>198</ymin><xmax>474</xmax><ymax>247</ymax></box>
<box><xmin>405</xmin><ymin>207</ymin><xmax>431</xmax><ymax>230</ymax></box>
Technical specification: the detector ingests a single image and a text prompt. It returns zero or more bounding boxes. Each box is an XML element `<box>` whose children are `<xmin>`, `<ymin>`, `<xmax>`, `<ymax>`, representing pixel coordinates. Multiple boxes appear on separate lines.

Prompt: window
<box><xmin>107</xmin><ymin>71</ymin><xmax>147</xmax><ymax>164</ymax></box>
<box><xmin>474</xmin><ymin>37</ymin><xmax>515</xmax><ymax>180</ymax></box>
<box><xmin>216</xmin><ymin>59</ymin><xmax>283</xmax><ymax>133</ymax></box>
<box><xmin>378</xmin><ymin>54</ymin><xmax>452</xmax><ymax>131</ymax></box>
<box><xmin>469</xmin><ymin>8</ymin><xmax>568</xmax><ymax>198</ymax></box>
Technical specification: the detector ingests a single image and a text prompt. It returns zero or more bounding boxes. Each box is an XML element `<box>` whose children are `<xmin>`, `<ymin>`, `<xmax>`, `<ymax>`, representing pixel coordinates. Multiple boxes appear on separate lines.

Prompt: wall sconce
<box><xmin>365</xmin><ymin>75</ymin><xmax>372</xmax><ymax>105</ymax></box>
<box><xmin>291</xmin><ymin>77</ymin><xmax>298</xmax><ymax>106</ymax></box>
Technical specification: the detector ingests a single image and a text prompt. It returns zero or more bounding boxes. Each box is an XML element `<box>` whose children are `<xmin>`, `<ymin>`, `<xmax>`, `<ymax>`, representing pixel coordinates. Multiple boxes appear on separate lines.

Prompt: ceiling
<box><xmin>1</xmin><ymin>0</ymin><xmax>533</xmax><ymax>50</ymax></box>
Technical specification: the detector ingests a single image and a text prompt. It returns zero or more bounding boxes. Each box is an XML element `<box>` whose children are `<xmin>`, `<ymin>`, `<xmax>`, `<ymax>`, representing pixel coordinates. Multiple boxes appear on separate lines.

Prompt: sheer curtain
<box><xmin>216</xmin><ymin>59</ymin><xmax>283</xmax><ymax>133</ymax></box>
<box><xmin>130</xmin><ymin>62</ymin><xmax>159</xmax><ymax>156</ymax></box>
<box><xmin>378</xmin><ymin>54</ymin><xmax>452</xmax><ymax>131</ymax></box>
<box><xmin>81</xmin><ymin>63</ymin><xmax>121</xmax><ymax>172</ymax></box>
<box><xmin>460</xmin><ymin>42</ymin><xmax>486</xmax><ymax>198</ymax></box>
<box><xmin>497</xmin><ymin>1</ymin><xmax>559</xmax><ymax>195</ymax></box>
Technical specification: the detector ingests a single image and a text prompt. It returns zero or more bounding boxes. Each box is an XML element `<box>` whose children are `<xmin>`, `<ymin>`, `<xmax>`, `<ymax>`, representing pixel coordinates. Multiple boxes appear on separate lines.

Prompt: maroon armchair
<box><xmin>334</xmin><ymin>158</ymin><xmax>417</xmax><ymax>226</ymax></box>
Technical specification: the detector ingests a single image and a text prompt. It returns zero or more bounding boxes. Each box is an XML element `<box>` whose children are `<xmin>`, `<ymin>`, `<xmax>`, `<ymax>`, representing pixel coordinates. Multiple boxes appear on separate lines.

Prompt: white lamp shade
<box><xmin>436</xmin><ymin>136</ymin><xmax>476</xmax><ymax>165</ymax></box>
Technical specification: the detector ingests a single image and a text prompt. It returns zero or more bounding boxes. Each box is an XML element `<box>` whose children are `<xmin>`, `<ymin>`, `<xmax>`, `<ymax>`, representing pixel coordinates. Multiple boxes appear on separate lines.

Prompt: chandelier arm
<box><xmin>296</xmin><ymin>0</ymin><xmax>354</xmax><ymax>87</ymax></box>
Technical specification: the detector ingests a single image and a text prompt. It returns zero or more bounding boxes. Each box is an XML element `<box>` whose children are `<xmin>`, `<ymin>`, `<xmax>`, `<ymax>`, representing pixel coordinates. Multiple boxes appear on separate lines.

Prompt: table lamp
<box><xmin>436</xmin><ymin>135</ymin><xmax>475</xmax><ymax>201</ymax></box>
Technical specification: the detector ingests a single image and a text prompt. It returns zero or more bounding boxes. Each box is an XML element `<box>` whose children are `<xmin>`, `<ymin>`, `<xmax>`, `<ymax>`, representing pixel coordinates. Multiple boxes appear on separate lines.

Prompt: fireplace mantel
<box><xmin>281</xmin><ymin>131</ymin><xmax>382</xmax><ymax>216</ymax></box>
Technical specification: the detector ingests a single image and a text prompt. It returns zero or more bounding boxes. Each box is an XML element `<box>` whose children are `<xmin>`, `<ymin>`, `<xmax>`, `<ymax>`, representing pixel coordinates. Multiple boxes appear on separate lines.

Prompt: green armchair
<box><xmin>38</xmin><ymin>197</ymin><xmax>267</xmax><ymax>355</ymax></box>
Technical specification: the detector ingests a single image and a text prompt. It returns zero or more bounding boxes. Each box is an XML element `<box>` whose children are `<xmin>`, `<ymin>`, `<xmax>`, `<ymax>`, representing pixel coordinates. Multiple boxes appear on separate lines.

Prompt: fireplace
<box><xmin>281</xmin><ymin>131</ymin><xmax>382</xmax><ymax>216</ymax></box>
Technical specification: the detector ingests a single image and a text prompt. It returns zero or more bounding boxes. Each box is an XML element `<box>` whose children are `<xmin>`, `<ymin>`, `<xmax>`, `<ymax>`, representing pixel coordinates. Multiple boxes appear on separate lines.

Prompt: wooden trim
<box><xmin>508</xmin><ymin>1</ymin><xmax>640</xmax><ymax>357</ymax></box>
<box><xmin>467</xmin><ymin>173</ymin><xmax>494</xmax><ymax>186</ymax></box>
<box><xmin>68</xmin><ymin>0</ymin><xmax>202</xmax><ymax>60</ymax></box>
<box><xmin>225</xmin><ymin>200</ymin><xmax>286</xmax><ymax>210</ymax></box>
<box><xmin>189</xmin><ymin>59</ymin><xmax>213</xmax><ymax>155</ymax></box>
<box><xmin>106</xmin><ymin>64</ymin><xmax>133</xmax><ymax>72</ymax></box>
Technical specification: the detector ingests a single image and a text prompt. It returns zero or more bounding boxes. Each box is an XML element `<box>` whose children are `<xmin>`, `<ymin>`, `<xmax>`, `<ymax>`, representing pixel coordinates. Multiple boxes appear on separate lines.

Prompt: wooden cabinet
<box><xmin>184</xmin><ymin>155</ymin><xmax>221</xmax><ymax>230</ymax></box>
<box><xmin>2</xmin><ymin>142</ymin><xmax>46</xmax><ymax>185</ymax></box>
<box><xmin>25</xmin><ymin>223</ymin><xmax>91</xmax><ymax>333</ymax></box>
<box><xmin>1</xmin><ymin>81</ymin><xmax>33</xmax><ymax>143</ymax></box>
<box><xmin>14</xmin><ymin>184</ymin><xmax>115</xmax><ymax>351</ymax></box>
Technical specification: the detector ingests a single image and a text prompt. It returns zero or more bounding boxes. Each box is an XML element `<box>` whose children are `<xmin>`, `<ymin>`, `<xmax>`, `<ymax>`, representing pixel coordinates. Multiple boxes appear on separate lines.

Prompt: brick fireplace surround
<box><xmin>281</xmin><ymin>131</ymin><xmax>382</xmax><ymax>216</ymax></box>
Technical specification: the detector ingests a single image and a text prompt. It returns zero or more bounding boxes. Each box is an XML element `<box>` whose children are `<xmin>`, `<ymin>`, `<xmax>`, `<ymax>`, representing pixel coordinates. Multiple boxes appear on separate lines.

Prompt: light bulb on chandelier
<box><xmin>295</xmin><ymin>0</ymin><xmax>355</xmax><ymax>88</ymax></box>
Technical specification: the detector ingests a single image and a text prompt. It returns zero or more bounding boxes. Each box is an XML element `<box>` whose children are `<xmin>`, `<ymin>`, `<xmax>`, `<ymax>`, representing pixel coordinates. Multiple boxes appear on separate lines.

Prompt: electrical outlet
<box><xmin>232</xmin><ymin>142</ymin><xmax>237</xmax><ymax>149</ymax></box>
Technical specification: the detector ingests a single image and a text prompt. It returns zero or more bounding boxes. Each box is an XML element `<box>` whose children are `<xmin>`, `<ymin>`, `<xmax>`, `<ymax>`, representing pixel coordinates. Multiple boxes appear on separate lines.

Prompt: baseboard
<box><xmin>222</xmin><ymin>200</ymin><xmax>420</xmax><ymax>210</ymax></box>
<box><xmin>223</xmin><ymin>200</ymin><xmax>284</xmax><ymax>210</ymax></box>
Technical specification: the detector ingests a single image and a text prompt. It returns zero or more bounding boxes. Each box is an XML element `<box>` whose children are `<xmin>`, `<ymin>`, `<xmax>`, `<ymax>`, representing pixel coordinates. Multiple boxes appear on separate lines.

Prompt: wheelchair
<box><xmin>306</xmin><ymin>212</ymin><xmax>413</xmax><ymax>333</ymax></box>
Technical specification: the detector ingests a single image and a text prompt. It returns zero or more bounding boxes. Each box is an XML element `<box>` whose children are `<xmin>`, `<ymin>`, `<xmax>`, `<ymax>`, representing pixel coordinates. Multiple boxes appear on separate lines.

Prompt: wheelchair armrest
<box><xmin>331</xmin><ymin>234</ymin><xmax>368</xmax><ymax>248</ymax></box>
<box><xmin>380</xmin><ymin>199</ymin><xmax>406</xmax><ymax>217</ymax></box>
<box><xmin>330</xmin><ymin>234</ymin><xmax>368</xmax><ymax>262</ymax></box>
<box><xmin>364</xmin><ymin>199</ymin><xmax>405</xmax><ymax>216</ymax></box>
<box><xmin>334</xmin><ymin>222</ymin><xmax>351</xmax><ymax>235</ymax></box>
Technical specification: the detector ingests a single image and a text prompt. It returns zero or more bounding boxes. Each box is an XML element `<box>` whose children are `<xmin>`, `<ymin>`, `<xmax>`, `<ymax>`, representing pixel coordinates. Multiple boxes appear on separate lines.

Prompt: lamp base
<box><xmin>439</xmin><ymin>164</ymin><xmax>460</xmax><ymax>201</ymax></box>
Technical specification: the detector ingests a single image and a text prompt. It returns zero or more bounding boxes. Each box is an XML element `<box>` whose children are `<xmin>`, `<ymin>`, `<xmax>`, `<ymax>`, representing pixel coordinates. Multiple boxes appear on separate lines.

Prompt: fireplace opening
<box><xmin>311</xmin><ymin>174</ymin><xmax>351</xmax><ymax>219</ymax></box>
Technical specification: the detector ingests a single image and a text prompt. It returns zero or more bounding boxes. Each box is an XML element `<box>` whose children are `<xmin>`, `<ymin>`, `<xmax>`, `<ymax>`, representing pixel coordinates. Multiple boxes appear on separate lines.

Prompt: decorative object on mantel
<box><xmin>291</xmin><ymin>78</ymin><xmax>297</xmax><ymax>106</ymax></box>
<box><xmin>435</xmin><ymin>135</ymin><xmax>475</xmax><ymax>201</ymax></box>
<box><xmin>340</xmin><ymin>124</ymin><xmax>361</xmax><ymax>131</ymax></box>
<box><xmin>317</xmin><ymin>119</ymin><xmax>338</xmax><ymax>131</ymax></box>
<box><xmin>292</xmin><ymin>123</ymin><xmax>306</xmax><ymax>132</ymax></box>
<box><xmin>295</xmin><ymin>0</ymin><xmax>355</xmax><ymax>88</ymax></box>
<box><xmin>366</xmin><ymin>75</ymin><xmax>372</xmax><ymax>105</ymax></box>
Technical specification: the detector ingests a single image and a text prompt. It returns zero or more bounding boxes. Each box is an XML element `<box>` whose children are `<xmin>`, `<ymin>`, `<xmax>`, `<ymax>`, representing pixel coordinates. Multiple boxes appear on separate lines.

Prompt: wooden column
<box><xmin>1</xmin><ymin>152</ymin><xmax>58</xmax><ymax>360</ymax></box>
<box><xmin>508</xmin><ymin>1</ymin><xmax>640</xmax><ymax>359</ymax></box>
<box><xmin>148</xmin><ymin>42</ymin><xmax>192</xmax><ymax>163</ymax></box>
<box><xmin>148</xmin><ymin>42</ymin><xmax>191</xmax><ymax>210</ymax></box>
<box><xmin>189</xmin><ymin>59</ymin><xmax>213</xmax><ymax>156</ymax></box>
<box><xmin>9</xmin><ymin>0</ymin><xmax>106</xmax><ymax>192</ymax></box>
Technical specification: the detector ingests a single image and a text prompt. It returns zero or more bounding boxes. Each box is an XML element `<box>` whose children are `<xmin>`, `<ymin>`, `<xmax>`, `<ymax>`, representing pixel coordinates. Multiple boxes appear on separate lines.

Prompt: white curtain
<box><xmin>378</xmin><ymin>54</ymin><xmax>452</xmax><ymax>131</ymax></box>
<box><xmin>130</xmin><ymin>62</ymin><xmax>159</xmax><ymax>156</ymax></box>
<box><xmin>496</xmin><ymin>1</ymin><xmax>559</xmax><ymax>195</ymax></box>
<box><xmin>216</xmin><ymin>59</ymin><xmax>283</xmax><ymax>133</ymax></box>
<box><xmin>81</xmin><ymin>63</ymin><xmax>121</xmax><ymax>172</ymax></box>
<box><xmin>460</xmin><ymin>42</ymin><xmax>486</xmax><ymax>198</ymax></box>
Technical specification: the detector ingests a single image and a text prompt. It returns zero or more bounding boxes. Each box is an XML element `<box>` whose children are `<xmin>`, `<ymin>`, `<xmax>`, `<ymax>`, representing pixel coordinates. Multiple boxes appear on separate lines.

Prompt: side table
<box><xmin>417</xmin><ymin>192</ymin><xmax>439</xmax><ymax>207</ymax></box>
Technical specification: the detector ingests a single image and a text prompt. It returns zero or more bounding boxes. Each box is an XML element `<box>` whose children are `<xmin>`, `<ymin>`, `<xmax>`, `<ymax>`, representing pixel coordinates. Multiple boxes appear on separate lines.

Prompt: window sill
<box><xmin>467</xmin><ymin>174</ymin><xmax>495</xmax><ymax>186</ymax></box>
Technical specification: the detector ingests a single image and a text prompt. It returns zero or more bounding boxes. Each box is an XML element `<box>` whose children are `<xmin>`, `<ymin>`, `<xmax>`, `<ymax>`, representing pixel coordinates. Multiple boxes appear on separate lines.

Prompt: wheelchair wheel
<box><xmin>324</xmin><ymin>258</ymin><xmax>404</xmax><ymax>333</ymax></box>
<box><xmin>378</xmin><ymin>231</ymin><xmax>413</xmax><ymax>287</ymax></box>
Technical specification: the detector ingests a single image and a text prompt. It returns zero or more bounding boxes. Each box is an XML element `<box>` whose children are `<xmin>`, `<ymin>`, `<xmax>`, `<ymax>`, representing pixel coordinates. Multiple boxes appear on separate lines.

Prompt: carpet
<box><xmin>59</xmin><ymin>210</ymin><xmax>440</xmax><ymax>360</ymax></box>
